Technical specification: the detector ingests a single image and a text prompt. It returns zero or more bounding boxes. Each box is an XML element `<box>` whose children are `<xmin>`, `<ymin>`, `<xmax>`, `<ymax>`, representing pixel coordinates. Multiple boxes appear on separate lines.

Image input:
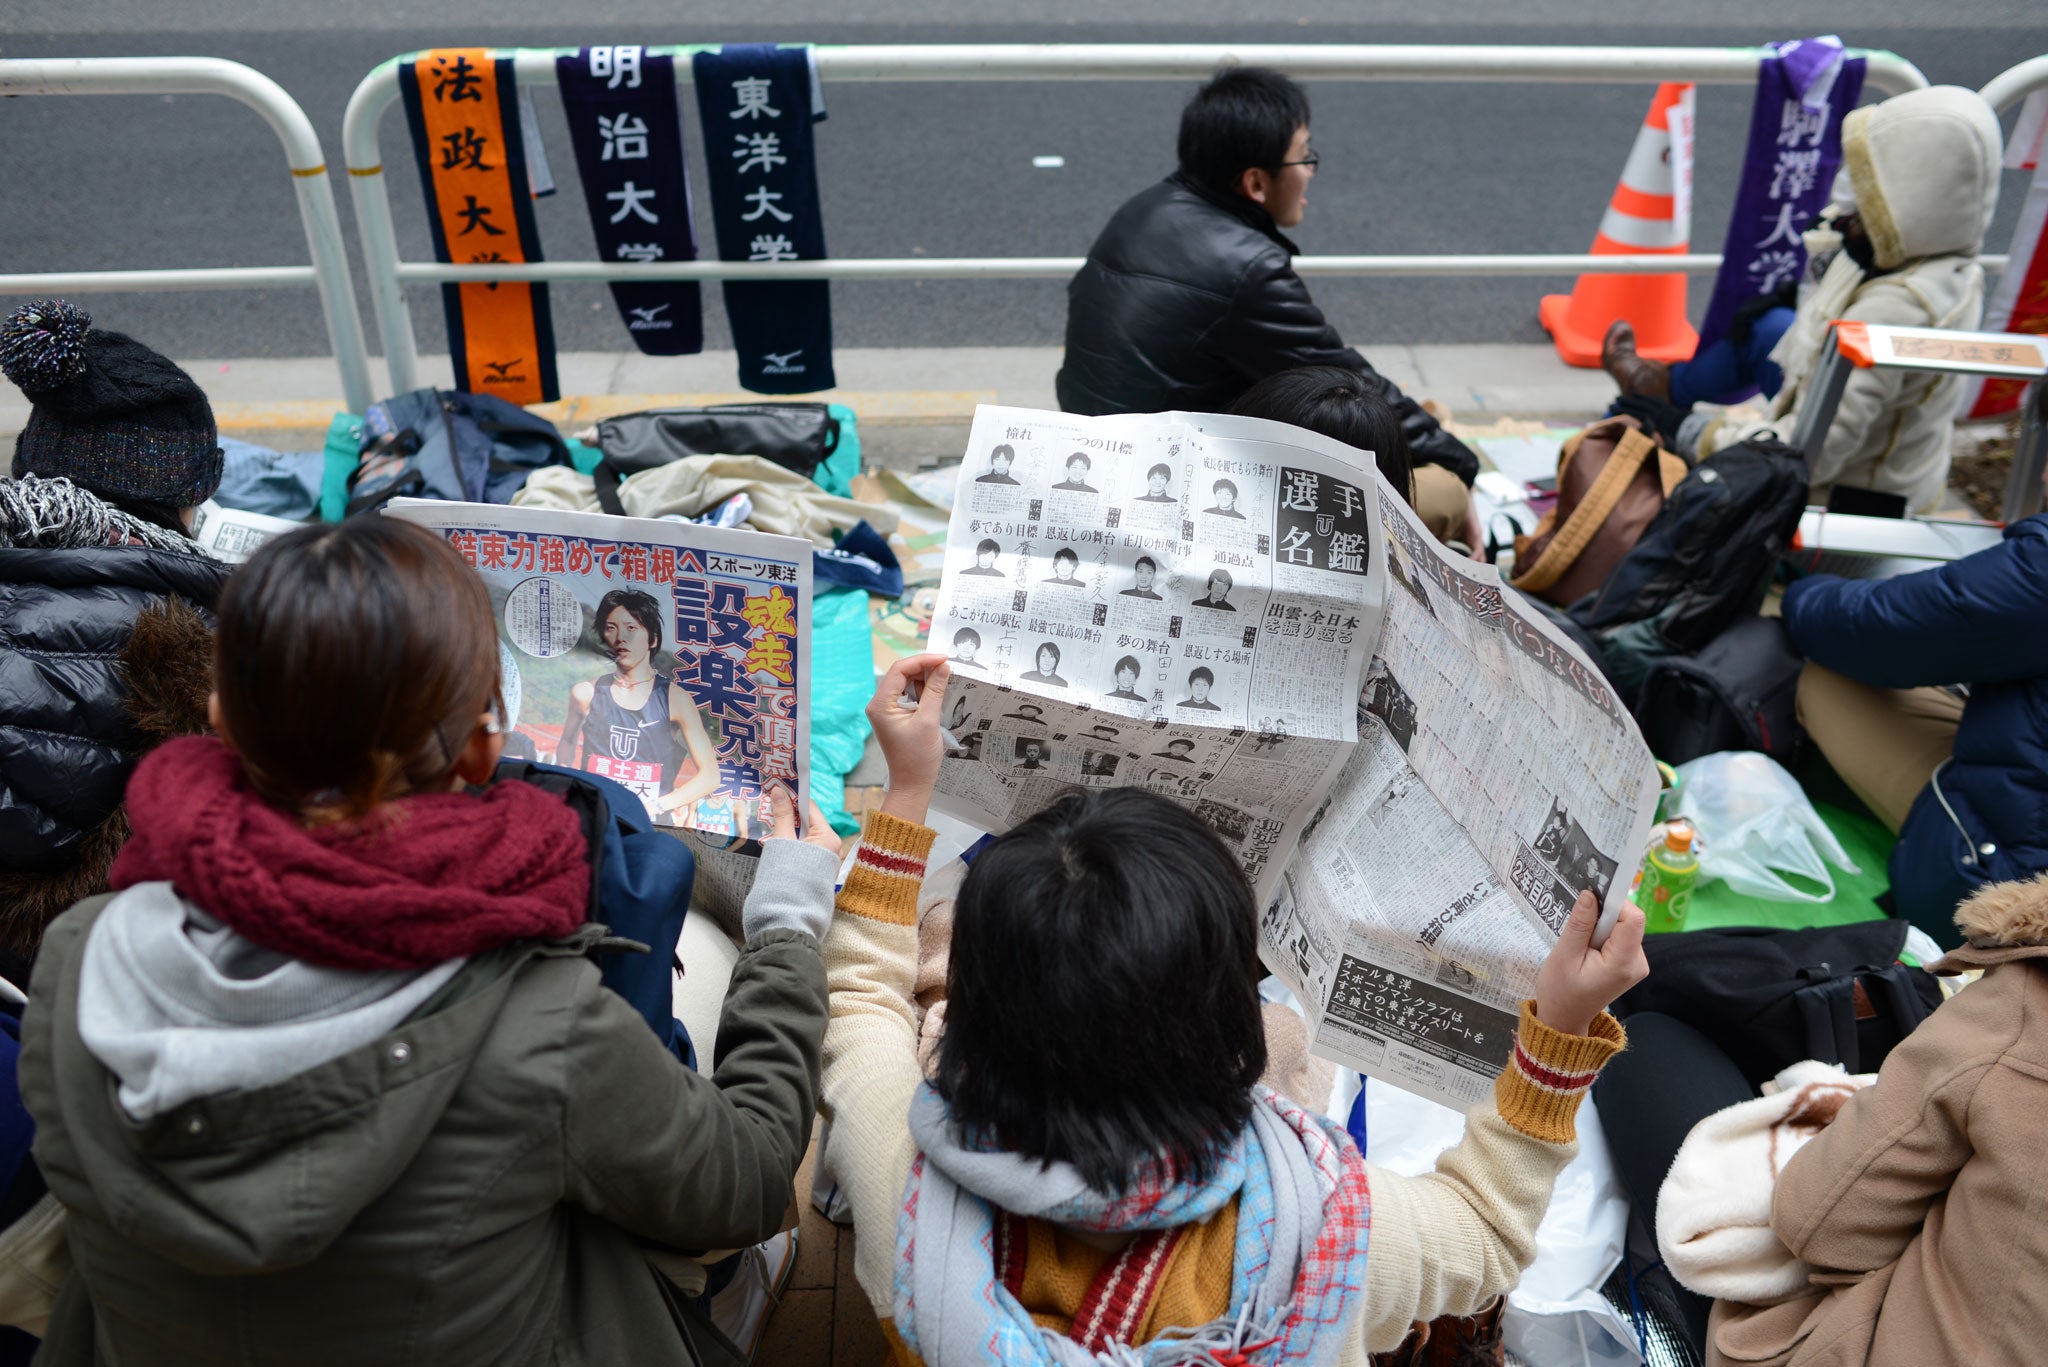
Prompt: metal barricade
<box><xmin>0</xmin><ymin>57</ymin><xmax>375</xmax><ymax>414</ymax></box>
<box><xmin>343</xmin><ymin>43</ymin><xmax>1931</xmax><ymax>395</ymax></box>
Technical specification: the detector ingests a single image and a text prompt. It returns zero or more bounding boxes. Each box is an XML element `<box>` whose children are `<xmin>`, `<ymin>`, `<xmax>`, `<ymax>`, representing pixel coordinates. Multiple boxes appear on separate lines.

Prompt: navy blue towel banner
<box><xmin>558</xmin><ymin>45</ymin><xmax>704</xmax><ymax>356</ymax></box>
<box><xmin>1694</xmin><ymin>36</ymin><xmax>1866</xmax><ymax>369</ymax></box>
<box><xmin>692</xmin><ymin>44</ymin><xmax>836</xmax><ymax>394</ymax></box>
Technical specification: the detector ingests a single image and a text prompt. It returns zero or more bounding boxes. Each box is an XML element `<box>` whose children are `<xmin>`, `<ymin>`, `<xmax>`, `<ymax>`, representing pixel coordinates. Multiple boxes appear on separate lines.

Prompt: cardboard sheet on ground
<box><xmin>924</xmin><ymin>407</ymin><xmax>1660</xmax><ymax>1108</ymax></box>
<box><xmin>387</xmin><ymin>500</ymin><xmax>811</xmax><ymax>845</ymax></box>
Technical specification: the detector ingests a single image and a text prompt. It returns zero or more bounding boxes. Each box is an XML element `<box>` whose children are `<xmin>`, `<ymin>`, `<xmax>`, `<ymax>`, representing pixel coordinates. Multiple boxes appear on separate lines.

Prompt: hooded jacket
<box><xmin>1726</xmin><ymin>86</ymin><xmax>2003</xmax><ymax>512</ymax></box>
<box><xmin>18</xmin><ymin>888</ymin><xmax>827</xmax><ymax>1367</ymax></box>
<box><xmin>1782</xmin><ymin>513</ymin><xmax>2048</xmax><ymax>945</ymax></box>
<box><xmin>1703</xmin><ymin>874</ymin><xmax>2048</xmax><ymax>1367</ymax></box>
<box><xmin>1055</xmin><ymin>173</ymin><xmax>1481</xmax><ymax>484</ymax></box>
<box><xmin>0</xmin><ymin>478</ymin><xmax>222</xmax><ymax>964</ymax></box>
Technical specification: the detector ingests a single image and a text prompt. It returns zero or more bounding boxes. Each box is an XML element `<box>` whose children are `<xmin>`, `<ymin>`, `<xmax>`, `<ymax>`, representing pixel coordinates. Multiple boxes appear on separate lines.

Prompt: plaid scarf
<box><xmin>893</xmin><ymin>1083</ymin><xmax>1370</xmax><ymax>1366</ymax></box>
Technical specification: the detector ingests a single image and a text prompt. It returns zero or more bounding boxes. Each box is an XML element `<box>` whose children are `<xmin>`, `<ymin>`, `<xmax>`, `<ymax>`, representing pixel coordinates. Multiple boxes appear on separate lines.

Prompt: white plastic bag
<box><xmin>1673</xmin><ymin>751</ymin><xmax>1858</xmax><ymax>903</ymax></box>
<box><xmin>1332</xmin><ymin>1073</ymin><xmax>1644</xmax><ymax>1365</ymax></box>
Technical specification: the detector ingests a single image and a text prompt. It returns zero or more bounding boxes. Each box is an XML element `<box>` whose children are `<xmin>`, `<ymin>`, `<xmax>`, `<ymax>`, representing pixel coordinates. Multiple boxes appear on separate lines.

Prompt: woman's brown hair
<box><xmin>214</xmin><ymin>517</ymin><xmax>500</xmax><ymax>820</ymax></box>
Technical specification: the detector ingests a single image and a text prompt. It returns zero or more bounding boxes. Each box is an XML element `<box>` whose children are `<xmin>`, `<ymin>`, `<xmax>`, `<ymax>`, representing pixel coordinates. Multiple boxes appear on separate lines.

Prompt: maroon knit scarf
<box><xmin>110</xmin><ymin>736</ymin><xmax>590</xmax><ymax>970</ymax></box>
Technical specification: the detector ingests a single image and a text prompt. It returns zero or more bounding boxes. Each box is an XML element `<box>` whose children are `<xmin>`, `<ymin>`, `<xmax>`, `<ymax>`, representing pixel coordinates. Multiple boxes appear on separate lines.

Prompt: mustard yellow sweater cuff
<box><xmin>836</xmin><ymin>810</ymin><xmax>938</xmax><ymax>926</ymax></box>
<box><xmin>1492</xmin><ymin>1003</ymin><xmax>1627</xmax><ymax>1145</ymax></box>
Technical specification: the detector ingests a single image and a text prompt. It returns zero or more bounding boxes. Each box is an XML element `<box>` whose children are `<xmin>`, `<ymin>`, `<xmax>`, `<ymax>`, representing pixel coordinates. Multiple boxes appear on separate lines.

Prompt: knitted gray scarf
<box><xmin>0</xmin><ymin>474</ymin><xmax>194</xmax><ymax>554</ymax></box>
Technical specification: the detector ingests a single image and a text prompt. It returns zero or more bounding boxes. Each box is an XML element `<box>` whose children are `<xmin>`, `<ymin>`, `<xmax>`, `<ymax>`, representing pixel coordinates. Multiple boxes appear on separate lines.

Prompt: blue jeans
<box><xmin>1668</xmin><ymin>306</ymin><xmax>1797</xmax><ymax>408</ymax></box>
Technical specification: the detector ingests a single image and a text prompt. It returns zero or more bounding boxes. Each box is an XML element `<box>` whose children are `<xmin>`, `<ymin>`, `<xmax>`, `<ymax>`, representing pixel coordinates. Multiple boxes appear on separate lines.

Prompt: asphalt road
<box><xmin>5</xmin><ymin>2</ymin><xmax>2048</xmax><ymax>360</ymax></box>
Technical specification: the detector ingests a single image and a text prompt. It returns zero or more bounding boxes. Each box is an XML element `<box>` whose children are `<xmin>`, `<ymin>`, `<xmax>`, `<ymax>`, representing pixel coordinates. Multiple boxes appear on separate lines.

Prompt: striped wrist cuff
<box><xmin>839</xmin><ymin>810</ymin><xmax>937</xmax><ymax>926</ymax></box>
<box><xmin>1494</xmin><ymin>1002</ymin><xmax>1626</xmax><ymax>1144</ymax></box>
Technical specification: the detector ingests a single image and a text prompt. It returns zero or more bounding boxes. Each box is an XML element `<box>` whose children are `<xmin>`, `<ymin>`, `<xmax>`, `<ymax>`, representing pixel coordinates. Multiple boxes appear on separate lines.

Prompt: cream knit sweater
<box><xmin>820</xmin><ymin>810</ymin><xmax>1624</xmax><ymax>1362</ymax></box>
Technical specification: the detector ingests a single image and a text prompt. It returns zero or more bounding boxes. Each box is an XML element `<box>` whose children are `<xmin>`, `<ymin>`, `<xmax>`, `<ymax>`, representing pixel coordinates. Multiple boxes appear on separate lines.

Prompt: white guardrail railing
<box><xmin>343</xmin><ymin>43</ymin><xmax>1938</xmax><ymax>396</ymax></box>
<box><xmin>0</xmin><ymin>57</ymin><xmax>376</xmax><ymax>414</ymax></box>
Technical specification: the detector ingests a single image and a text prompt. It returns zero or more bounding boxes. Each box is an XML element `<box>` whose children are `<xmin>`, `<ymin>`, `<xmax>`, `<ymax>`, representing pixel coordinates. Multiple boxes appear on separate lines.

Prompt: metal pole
<box><xmin>0</xmin><ymin>57</ymin><xmax>375</xmax><ymax>414</ymax></box>
<box><xmin>2005</xmin><ymin>380</ymin><xmax>2048</xmax><ymax>524</ymax></box>
<box><xmin>342</xmin><ymin>59</ymin><xmax>423</xmax><ymax>397</ymax></box>
<box><xmin>1981</xmin><ymin>55</ymin><xmax>2048</xmax><ymax>115</ymax></box>
<box><xmin>1790</xmin><ymin>336</ymin><xmax>1856</xmax><ymax>465</ymax></box>
<box><xmin>0</xmin><ymin>267</ymin><xmax>321</xmax><ymax>292</ymax></box>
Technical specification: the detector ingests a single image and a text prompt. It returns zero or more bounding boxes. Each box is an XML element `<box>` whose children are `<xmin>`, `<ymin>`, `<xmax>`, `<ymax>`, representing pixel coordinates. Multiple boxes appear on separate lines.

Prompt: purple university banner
<box><xmin>1695</xmin><ymin>37</ymin><xmax>1866</xmax><ymax>375</ymax></box>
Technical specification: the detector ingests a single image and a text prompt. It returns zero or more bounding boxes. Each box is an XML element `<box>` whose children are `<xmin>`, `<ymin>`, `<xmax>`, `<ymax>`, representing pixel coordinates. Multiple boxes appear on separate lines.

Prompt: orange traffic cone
<box><xmin>1541</xmin><ymin>83</ymin><xmax>1698</xmax><ymax>367</ymax></box>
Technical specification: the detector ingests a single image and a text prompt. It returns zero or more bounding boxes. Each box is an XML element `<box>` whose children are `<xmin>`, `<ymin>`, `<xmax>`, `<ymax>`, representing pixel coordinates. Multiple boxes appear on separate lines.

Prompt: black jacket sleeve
<box><xmin>1216</xmin><ymin>252</ymin><xmax>1481</xmax><ymax>486</ymax></box>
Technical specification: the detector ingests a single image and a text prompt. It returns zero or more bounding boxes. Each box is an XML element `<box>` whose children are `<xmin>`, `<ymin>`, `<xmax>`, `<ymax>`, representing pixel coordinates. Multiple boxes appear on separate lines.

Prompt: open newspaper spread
<box><xmin>927</xmin><ymin>407</ymin><xmax>1657</xmax><ymax>1107</ymax></box>
<box><xmin>387</xmin><ymin>500</ymin><xmax>811</xmax><ymax>846</ymax></box>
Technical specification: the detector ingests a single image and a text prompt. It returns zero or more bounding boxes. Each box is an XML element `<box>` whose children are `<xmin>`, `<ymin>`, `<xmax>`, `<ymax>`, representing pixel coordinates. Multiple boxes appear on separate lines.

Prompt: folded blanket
<box><xmin>1657</xmin><ymin>1059</ymin><xmax>1874</xmax><ymax>1302</ymax></box>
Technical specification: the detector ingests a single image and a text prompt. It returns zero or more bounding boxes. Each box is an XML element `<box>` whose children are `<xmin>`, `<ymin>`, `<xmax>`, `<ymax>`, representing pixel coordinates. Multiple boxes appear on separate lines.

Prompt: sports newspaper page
<box><xmin>927</xmin><ymin>407</ymin><xmax>1658</xmax><ymax>1107</ymax></box>
<box><xmin>387</xmin><ymin>499</ymin><xmax>811</xmax><ymax>846</ymax></box>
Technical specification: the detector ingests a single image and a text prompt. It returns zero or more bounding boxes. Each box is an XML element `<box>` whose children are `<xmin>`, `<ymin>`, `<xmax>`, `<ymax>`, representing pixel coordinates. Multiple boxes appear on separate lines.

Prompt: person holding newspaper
<box><xmin>817</xmin><ymin>653</ymin><xmax>1648</xmax><ymax>1362</ymax></box>
<box><xmin>18</xmin><ymin>518</ymin><xmax>836</xmax><ymax>1366</ymax></box>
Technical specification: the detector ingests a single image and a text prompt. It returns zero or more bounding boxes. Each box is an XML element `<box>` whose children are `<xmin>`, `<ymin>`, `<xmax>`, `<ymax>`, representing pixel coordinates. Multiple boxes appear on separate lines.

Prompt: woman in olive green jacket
<box><xmin>19</xmin><ymin>518</ymin><xmax>839</xmax><ymax>1367</ymax></box>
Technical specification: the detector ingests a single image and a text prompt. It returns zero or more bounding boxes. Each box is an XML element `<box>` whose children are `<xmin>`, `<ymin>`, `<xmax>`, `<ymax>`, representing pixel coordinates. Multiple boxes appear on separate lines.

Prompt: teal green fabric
<box><xmin>566</xmin><ymin>438</ymin><xmax>603</xmax><ymax>475</ymax></box>
<box><xmin>808</xmin><ymin>585</ymin><xmax>875</xmax><ymax>836</ymax></box>
<box><xmin>816</xmin><ymin>404</ymin><xmax>860</xmax><ymax>500</ymax></box>
<box><xmin>317</xmin><ymin>413</ymin><xmax>364</xmax><ymax>523</ymax></box>
<box><xmin>1682</xmin><ymin>802</ymin><xmax>1896</xmax><ymax>933</ymax></box>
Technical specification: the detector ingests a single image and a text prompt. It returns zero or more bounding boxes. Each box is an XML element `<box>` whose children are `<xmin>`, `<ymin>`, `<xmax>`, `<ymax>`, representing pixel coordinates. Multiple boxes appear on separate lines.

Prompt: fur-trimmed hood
<box><xmin>1938</xmin><ymin>872</ymin><xmax>2048</xmax><ymax>971</ymax></box>
<box><xmin>1843</xmin><ymin>85</ymin><xmax>2002</xmax><ymax>270</ymax></box>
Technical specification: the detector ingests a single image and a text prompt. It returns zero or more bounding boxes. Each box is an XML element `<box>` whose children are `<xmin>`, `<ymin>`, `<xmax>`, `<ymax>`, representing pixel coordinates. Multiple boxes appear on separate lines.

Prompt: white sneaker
<box><xmin>708</xmin><ymin>1229</ymin><xmax>798</xmax><ymax>1362</ymax></box>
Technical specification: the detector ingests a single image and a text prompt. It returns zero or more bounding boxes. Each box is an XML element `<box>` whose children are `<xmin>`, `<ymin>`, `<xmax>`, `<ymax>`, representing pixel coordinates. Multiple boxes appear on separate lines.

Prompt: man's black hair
<box><xmin>1067</xmin><ymin>452</ymin><xmax>1092</xmax><ymax>470</ymax></box>
<box><xmin>954</xmin><ymin>627</ymin><xmax>981</xmax><ymax>647</ymax></box>
<box><xmin>1188</xmin><ymin>666</ymin><xmax>1215</xmax><ymax>686</ymax></box>
<box><xmin>935</xmin><ymin>787</ymin><xmax>1266</xmax><ymax>1193</ymax></box>
<box><xmin>1053</xmin><ymin>547</ymin><xmax>1080</xmax><ymax>567</ymax></box>
<box><xmin>1177</xmin><ymin>67</ymin><xmax>1312</xmax><ymax>201</ymax></box>
<box><xmin>1147</xmin><ymin>462</ymin><xmax>1172</xmax><ymax>480</ymax></box>
<box><xmin>1213</xmin><ymin>478</ymin><xmax>1238</xmax><ymax>498</ymax></box>
<box><xmin>1167</xmin><ymin>737</ymin><xmax>1195</xmax><ymax>750</ymax></box>
<box><xmin>1036</xmin><ymin>641</ymin><xmax>1063</xmax><ymax>669</ymax></box>
<box><xmin>991</xmin><ymin>443</ymin><xmax>1015</xmax><ymax>463</ymax></box>
<box><xmin>1114</xmin><ymin>654</ymin><xmax>1142</xmax><ymax>678</ymax></box>
<box><xmin>1134</xmin><ymin>555</ymin><xmax>1157</xmax><ymax>572</ymax></box>
<box><xmin>595</xmin><ymin>588</ymin><xmax>664</xmax><ymax>656</ymax></box>
<box><xmin>976</xmin><ymin>537</ymin><xmax>1001</xmax><ymax>555</ymax></box>
<box><xmin>1207</xmin><ymin>569</ymin><xmax>1233</xmax><ymax>592</ymax></box>
<box><xmin>1231</xmin><ymin>365</ymin><xmax>1415</xmax><ymax>506</ymax></box>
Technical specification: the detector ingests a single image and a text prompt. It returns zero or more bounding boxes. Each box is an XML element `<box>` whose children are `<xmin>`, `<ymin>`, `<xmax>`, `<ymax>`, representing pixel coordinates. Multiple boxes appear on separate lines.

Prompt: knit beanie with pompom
<box><xmin>0</xmin><ymin>299</ymin><xmax>221</xmax><ymax>510</ymax></box>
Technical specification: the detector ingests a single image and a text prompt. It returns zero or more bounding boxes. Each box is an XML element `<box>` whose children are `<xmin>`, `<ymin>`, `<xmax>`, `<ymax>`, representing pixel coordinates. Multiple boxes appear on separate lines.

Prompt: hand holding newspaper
<box><xmin>927</xmin><ymin>406</ymin><xmax>1658</xmax><ymax>1107</ymax></box>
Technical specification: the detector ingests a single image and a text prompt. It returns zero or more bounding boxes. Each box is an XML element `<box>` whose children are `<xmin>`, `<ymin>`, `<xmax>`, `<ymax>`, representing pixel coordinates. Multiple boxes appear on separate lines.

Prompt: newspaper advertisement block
<box><xmin>926</xmin><ymin>406</ymin><xmax>1390</xmax><ymax>906</ymax></box>
<box><xmin>925</xmin><ymin>408</ymin><xmax>1658</xmax><ymax>1108</ymax></box>
<box><xmin>387</xmin><ymin>499</ymin><xmax>811</xmax><ymax>845</ymax></box>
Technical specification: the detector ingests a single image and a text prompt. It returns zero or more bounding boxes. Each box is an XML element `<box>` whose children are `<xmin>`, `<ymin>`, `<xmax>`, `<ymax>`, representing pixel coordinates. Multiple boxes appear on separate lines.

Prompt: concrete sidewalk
<box><xmin>0</xmin><ymin>344</ymin><xmax>1619</xmax><ymax>467</ymax></box>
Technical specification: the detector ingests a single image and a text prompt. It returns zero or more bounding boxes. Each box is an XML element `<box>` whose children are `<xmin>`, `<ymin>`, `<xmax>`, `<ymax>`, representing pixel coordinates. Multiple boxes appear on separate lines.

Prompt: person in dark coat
<box><xmin>1783</xmin><ymin>515</ymin><xmax>2048</xmax><ymax>948</ymax></box>
<box><xmin>0</xmin><ymin>298</ymin><xmax>227</xmax><ymax>974</ymax></box>
<box><xmin>1055</xmin><ymin>68</ymin><xmax>1482</xmax><ymax>547</ymax></box>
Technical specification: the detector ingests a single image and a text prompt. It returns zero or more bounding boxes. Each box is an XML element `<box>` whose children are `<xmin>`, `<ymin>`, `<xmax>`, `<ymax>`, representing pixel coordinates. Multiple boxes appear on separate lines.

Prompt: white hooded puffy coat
<box><xmin>1725</xmin><ymin>86</ymin><xmax>2003</xmax><ymax>512</ymax></box>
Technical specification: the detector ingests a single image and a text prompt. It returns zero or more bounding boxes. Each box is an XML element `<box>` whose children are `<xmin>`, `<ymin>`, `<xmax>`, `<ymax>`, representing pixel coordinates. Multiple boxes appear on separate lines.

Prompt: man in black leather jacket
<box><xmin>1056</xmin><ymin>69</ymin><xmax>1482</xmax><ymax>544</ymax></box>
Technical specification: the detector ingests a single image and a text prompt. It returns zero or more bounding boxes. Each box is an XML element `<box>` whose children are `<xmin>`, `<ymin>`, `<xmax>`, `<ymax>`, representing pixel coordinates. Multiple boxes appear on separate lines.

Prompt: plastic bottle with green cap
<box><xmin>1632</xmin><ymin>820</ymin><xmax>1700</xmax><ymax>934</ymax></box>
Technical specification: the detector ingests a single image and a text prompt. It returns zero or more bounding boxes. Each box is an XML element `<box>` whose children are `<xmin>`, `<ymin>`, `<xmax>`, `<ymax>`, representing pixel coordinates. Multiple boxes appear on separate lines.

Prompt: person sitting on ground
<box><xmin>19</xmin><ymin>517</ymin><xmax>837</xmax><ymax>1367</ymax></box>
<box><xmin>1233</xmin><ymin>364</ymin><xmax>1489</xmax><ymax>556</ymax></box>
<box><xmin>1779</xmin><ymin>492</ymin><xmax>2048</xmax><ymax>949</ymax></box>
<box><xmin>1597</xmin><ymin>871</ymin><xmax>2048</xmax><ymax>1367</ymax></box>
<box><xmin>1055</xmin><ymin>67</ymin><xmax>1482</xmax><ymax>545</ymax></box>
<box><xmin>817</xmin><ymin>654</ymin><xmax>1648</xmax><ymax>1362</ymax></box>
<box><xmin>0</xmin><ymin>298</ymin><xmax>227</xmax><ymax>980</ymax></box>
<box><xmin>1602</xmin><ymin>86</ymin><xmax>2002</xmax><ymax>513</ymax></box>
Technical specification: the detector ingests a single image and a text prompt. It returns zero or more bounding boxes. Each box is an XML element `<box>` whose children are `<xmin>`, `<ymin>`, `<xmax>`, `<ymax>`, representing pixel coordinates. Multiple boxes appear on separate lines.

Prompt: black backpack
<box><xmin>1632</xmin><ymin>614</ymin><xmax>1806</xmax><ymax>765</ymax></box>
<box><xmin>1615</xmin><ymin>920</ymin><xmax>1944</xmax><ymax>1087</ymax></box>
<box><xmin>1572</xmin><ymin>436</ymin><xmax>1808</xmax><ymax>692</ymax></box>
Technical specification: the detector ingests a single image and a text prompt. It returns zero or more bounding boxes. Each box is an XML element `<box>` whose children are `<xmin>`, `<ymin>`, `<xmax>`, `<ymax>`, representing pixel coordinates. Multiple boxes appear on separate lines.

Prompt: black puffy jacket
<box><xmin>0</xmin><ymin>542</ymin><xmax>226</xmax><ymax>875</ymax></box>
<box><xmin>1055</xmin><ymin>173</ymin><xmax>1480</xmax><ymax>484</ymax></box>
